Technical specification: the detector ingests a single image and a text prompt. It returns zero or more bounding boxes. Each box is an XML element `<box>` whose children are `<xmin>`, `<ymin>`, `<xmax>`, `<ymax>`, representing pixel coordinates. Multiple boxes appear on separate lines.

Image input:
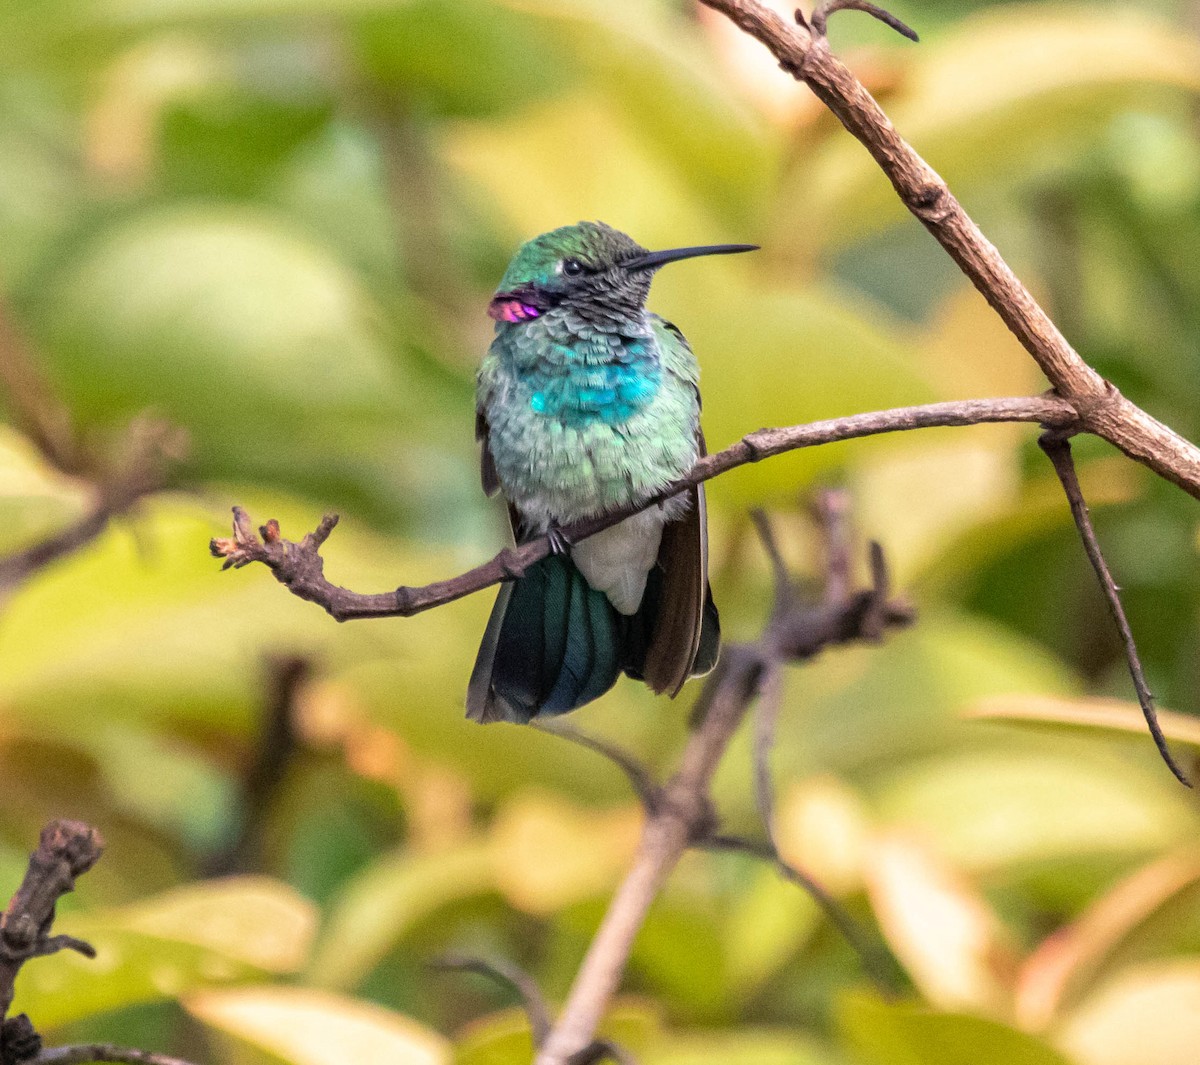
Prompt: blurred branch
<box><xmin>533</xmin><ymin>500</ymin><xmax>912</xmax><ymax>1065</ymax></box>
<box><xmin>0</xmin><ymin>821</ymin><xmax>103</xmax><ymax>1064</ymax></box>
<box><xmin>0</xmin><ymin>417</ymin><xmax>184</xmax><ymax>598</ymax></box>
<box><xmin>210</xmin><ymin>393</ymin><xmax>1071</xmax><ymax>618</ymax></box>
<box><xmin>532</xmin><ymin>722</ymin><xmax>662</xmax><ymax>813</ymax></box>
<box><xmin>700</xmin><ymin>0</ymin><xmax>1200</xmax><ymax>499</ymax></box>
<box><xmin>432</xmin><ymin>954</ymin><xmax>554</xmax><ymax>1047</ymax></box>
<box><xmin>205</xmin><ymin>655</ymin><xmax>311</xmax><ymax>876</ymax></box>
<box><xmin>0</xmin><ymin>824</ymin><xmax>203</xmax><ymax>1065</ymax></box>
<box><xmin>0</xmin><ymin>305</ymin><xmax>184</xmax><ymax>599</ymax></box>
<box><xmin>1038</xmin><ymin>432</ymin><xmax>1191</xmax><ymax>785</ymax></box>
<box><xmin>0</xmin><ymin>308</ymin><xmax>83</xmax><ymax>477</ymax></box>
<box><xmin>0</xmin><ymin>822</ymin><xmax>102</xmax><ymax>1017</ymax></box>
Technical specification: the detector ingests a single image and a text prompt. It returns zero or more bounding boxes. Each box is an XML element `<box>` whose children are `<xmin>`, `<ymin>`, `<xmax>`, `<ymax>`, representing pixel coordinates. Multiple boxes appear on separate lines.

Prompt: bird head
<box><xmin>488</xmin><ymin>221</ymin><xmax>757</xmax><ymax>324</ymax></box>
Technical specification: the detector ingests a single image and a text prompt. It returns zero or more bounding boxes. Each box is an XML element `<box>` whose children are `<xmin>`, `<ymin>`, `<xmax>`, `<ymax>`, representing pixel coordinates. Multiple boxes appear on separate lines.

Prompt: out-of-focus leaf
<box><xmin>653</xmin><ymin>274</ymin><xmax>937</xmax><ymax>510</ymax></box>
<box><xmin>0</xmin><ymin>425</ymin><xmax>88</xmax><ymax>557</ymax></box>
<box><xmin>1017</xmin><ymin>850</ymin><xmax>1200</xmax><ymax>1030</ymax></box>
<box><xmin>93</xmin><ymin>0</ymin><xmax>406</xmax><ymax>27</ymax></box>
<box><xmin>964</xmin><ymin>694</ymin><xmax>1200</xmax><ymax>749</ymax></box>
<box><xmin>0</xmin><ymin>108</ymin><xmax>85</xmax><ymax>286</ymax></box>
<box><xmin>490</xmin><ymin>793</ymin><xmax>640</xmax><ymax>915</ymax></box>
<box><xmin>356</xmin><ymin>0</ymin><xmax>567</xmax><ymax>119</ymax></box>
<box><xmin>722</xmin><ymin>864</ymin><xmax>821</xmax><ymax>999</ymax></box>
<box><xmin>118</xmin><ymin>877</ymin><xmax>318</xmax><ymax>972</ymax></box>
<box><xmin>839</xmin><ymin>991</ymin><xmax>1073</xmax><ymax>1065</ymax></box>
<box><xmin>643</xmin><ymin>1029</ymin><xmax>845</xmax><ymax>1065</ymax></box>
<box><xmin>875</xmin><ymin>747</ymin><xmax>1199</xmax><ymax>874</ymax></box>
<box><xmin>454</xmin><ymin>1014</ymin><xmax>533</xmax><ymax>1065</ymax></box>
<box><xmin>14</xmin><ymin>878</ymin><xmax>314</xmax><ymax>1028</ymax></box>
<box><xmin>0</xmin><ymin>500</ymin><xmax>338</xmax><ymax>733</ymax></box>
<box><xmin>915</xmin><ymin>458</ymin><xmax>1145</xmax><ymax>597</ymax></box>
<box><xmin>1058</xmin><ymin>961</ymin><xmax>1200</xmax><ymax>1065</ymax></box>
<box><xmin>308</xmin><ymin>841</ymin><xmax>495</xmax><ymax>991</ymax></box>
<box><xmin>444</xmin><ymin>96</ymin><xmax>727</xmax><ymax>253</ymax></box>
<box><xmin>16</xmin><ymin>927</ymin><xmax>259</xmax><ymax>1029</ymax></box>
<box><xmin>496</xmin><ymin>0</ymin><xmax>771</xmax><ymax>222</ymax></box>
<box><xmin>454</xmin><ymin>1001</ymin><xmax>661</xmax><ymax>1065</ymax></box>
<box><xmin>625</xmin><ymin>875</ymin><xmax>732</xmax><ymax>1018</ymax></box>
<box><xmin>756</xmin><ymin>614</ymin><xmax>1076</xmax><ymax>796</ymax></box>
<box><xmin>89</xmin><ymin>724</ymin><xmax>235</xmax><ymax>851</ymax></box>
<box><xmin>852</xmin><ymin>435</ymin><xmax>1020</xmax><ymax>587</ymax></box>
<box><xmin>160</xmin><ymin>94</ymin><xmax>335</xmax><ymax>198</ymax></box>
<box><xmin>187</xmin><ymin>986</ymin><xmax>450</xmax><ymax>1065</ymax></box>
<box><xmin>775</xmin><ymin>776</ymin><xmax>871</xmax><ymax>898</ymax></box>
<box><xmin>372</xmin><ymin>0</ymin><xmax>766</xmax><ymax>214</ymax></box>
<box><xmin>0</xmin><ymin>496</ymin><xmax>492</xmax><ymax>736</ymax></box>
<box><xmin>38</xmin><ymin>205</ymin><xmax>402</xmax><ymax>425</ymax></box>
<box><xmin>864</xmin><ymin>832</ymin><xmax>1017</xmax><ymax>1015</ymax></box>
<box><xmin>786</xmin><ymin>7</ymin><xmax>1200</xmax><ymax>254</ymax></box>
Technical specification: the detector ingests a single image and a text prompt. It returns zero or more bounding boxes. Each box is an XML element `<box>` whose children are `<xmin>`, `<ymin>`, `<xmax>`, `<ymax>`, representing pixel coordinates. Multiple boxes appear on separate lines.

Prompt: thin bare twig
<box><xmin>813</xmin><ymin>489</ymin><xmax>853</xmax><ymax>607</ymax></box>
<box><xmin>565</xmin><ymin>1041</ymin><xmax>637</xmax><ymax>1065</ymax></box>
<box><xmin>1038</xmin><ymin>432</ymin><xmax>1190</xmax><ymax>786</ymax></box>
<box><xmin>432</xmin><ymin>954</ymin><xmax>554</xmax><ymax>1047</ymax></box>
<box><xmin>803</xmin><ymin>0</ymin><xmax>919</xmax><ymax>41</ymax></box>
<box><xmin>210</xmin><ymin>395</ymin><xmax>1072</xmax><ymax>621</ymax></box>
<box><xmin>737</xmin><ymin>501</ymin><xmax>902</xmax><ymax>994</ymax></box>
<box><xmin>704</xmin><ymin>834</ymin><xmax>900</xmax><ymax>992</ymax></box>
<box><xmin>0</xmin><ymin>306</ymin><xmax>83</xmax><ymax>477</ymax></box>
<box><xmin>0</xmin><ymin>825</ymin><xmax>203</xmax><ymax>1065</ymax></box>
<box><xmin>532</xmin><ymin>723</ymin><xmax>661</xmax><ymax>812</ymax></box>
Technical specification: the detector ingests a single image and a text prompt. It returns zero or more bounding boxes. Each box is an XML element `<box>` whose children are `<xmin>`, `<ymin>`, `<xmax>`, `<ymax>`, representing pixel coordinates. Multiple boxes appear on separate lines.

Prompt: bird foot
<box><xmin>546</xmin><ymin>524</ymin><xmax>574</xmax><ymax>556</ymax></box>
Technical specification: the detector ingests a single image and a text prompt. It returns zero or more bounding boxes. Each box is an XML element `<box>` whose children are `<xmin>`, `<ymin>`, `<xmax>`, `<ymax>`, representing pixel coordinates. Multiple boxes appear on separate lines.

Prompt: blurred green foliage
<box><xmin>2</xmin><ymin>0</ymin><xmax>1200</xmax><ymax>1062</ymax></box>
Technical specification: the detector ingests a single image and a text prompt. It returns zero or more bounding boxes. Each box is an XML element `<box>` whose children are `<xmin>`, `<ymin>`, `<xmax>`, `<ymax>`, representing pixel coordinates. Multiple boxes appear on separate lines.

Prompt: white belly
<box><xmin>572</xmin><ymin>508</ymin><xmax>666</xmax><ymax>615</ymax></box>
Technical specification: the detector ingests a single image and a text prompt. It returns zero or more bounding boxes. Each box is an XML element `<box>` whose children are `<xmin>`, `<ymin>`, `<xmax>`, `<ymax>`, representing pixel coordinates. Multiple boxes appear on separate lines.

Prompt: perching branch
<box><xmin>210</xmin><ymin>394</ymin><xmax>1072</xmax><ymax>619</ymax></box>
<box><xmin>532</xmin><ymin>499</ymin><xmax>912</xmax><ymax>1065</ymax></box>
<box><xmin>698</xmin><ymin>0</ymin><xmax>1200</xmax><ymax>499</ymax></box>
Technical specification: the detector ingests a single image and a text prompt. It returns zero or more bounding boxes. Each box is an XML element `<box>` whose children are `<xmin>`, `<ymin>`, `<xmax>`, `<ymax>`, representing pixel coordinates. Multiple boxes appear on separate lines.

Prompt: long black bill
<box><xmin>624</xmin><ymin>243</ymin><xmax>759</xmax><ymax>272</ymax></box>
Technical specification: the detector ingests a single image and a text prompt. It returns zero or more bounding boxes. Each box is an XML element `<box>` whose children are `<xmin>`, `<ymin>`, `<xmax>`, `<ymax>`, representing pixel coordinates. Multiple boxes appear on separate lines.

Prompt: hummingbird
<box><xmin>467</xmin><ymin>221</ymin><xmax>757</xmax><ymax>724</ymax></box>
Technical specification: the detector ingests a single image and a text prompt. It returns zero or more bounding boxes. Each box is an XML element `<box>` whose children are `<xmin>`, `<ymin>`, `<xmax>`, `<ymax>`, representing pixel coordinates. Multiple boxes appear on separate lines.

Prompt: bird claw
<box><xmin>546</xmin><ymin>525</ymin><xmax>573</xmax><ymax>556</ymax></box>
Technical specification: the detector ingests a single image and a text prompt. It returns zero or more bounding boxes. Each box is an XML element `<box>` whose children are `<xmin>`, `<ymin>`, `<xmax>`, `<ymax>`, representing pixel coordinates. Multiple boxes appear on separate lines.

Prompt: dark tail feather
<box><xmin>626</xmin><ymin>483</ymin><xmax>721</xmax><ymax>695</ymax></box>
<box><xmin>693</xmin><ymin>588</ymin><xmax>721</xmax><ymax>677</ymax></box>
<box><xmin>622</xmin><ymin>570</ymin><xmax>720</xmax><ymax>688</ymax></box>
<box><xmin>466</xmin><ymin>554</ymin><xmax>622</xmax><ymax>724</ymax></box>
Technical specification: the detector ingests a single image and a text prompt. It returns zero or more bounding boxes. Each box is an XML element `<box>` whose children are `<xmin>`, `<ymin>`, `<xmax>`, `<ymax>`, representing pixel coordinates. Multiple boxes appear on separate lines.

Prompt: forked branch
<box><xmin>698</xmin><ymin>0</ymin><xmax>1200</xmax><ymax>497</ymax></box>
<box><xmin>532</xmin><ymin>498</ymin><xmax>913</xmax><ymax>1064</ymax></box>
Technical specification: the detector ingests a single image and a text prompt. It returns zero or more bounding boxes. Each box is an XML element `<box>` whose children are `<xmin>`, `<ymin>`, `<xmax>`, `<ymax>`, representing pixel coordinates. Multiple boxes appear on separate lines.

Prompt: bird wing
<box><xmin>475</xmin><ymin>408</ymin><xmax>501</xmax><ymax>498</ymax></box>
<box><xmin>642</xmin><ymin>318</ymin><xmax>718</xmax><ymax>696</ymax></box>
<box><xmin>642</xmin><ymin>446</ymin><xmax>713</xmax><ymax>697</ymax></box>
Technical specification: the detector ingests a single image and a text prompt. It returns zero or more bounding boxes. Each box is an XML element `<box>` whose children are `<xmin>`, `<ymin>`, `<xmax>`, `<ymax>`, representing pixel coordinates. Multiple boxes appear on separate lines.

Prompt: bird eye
<box><xmin>562</xmin><ymin>258</ymin><xmax>584</xmax><ymax>276</ymax></box>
